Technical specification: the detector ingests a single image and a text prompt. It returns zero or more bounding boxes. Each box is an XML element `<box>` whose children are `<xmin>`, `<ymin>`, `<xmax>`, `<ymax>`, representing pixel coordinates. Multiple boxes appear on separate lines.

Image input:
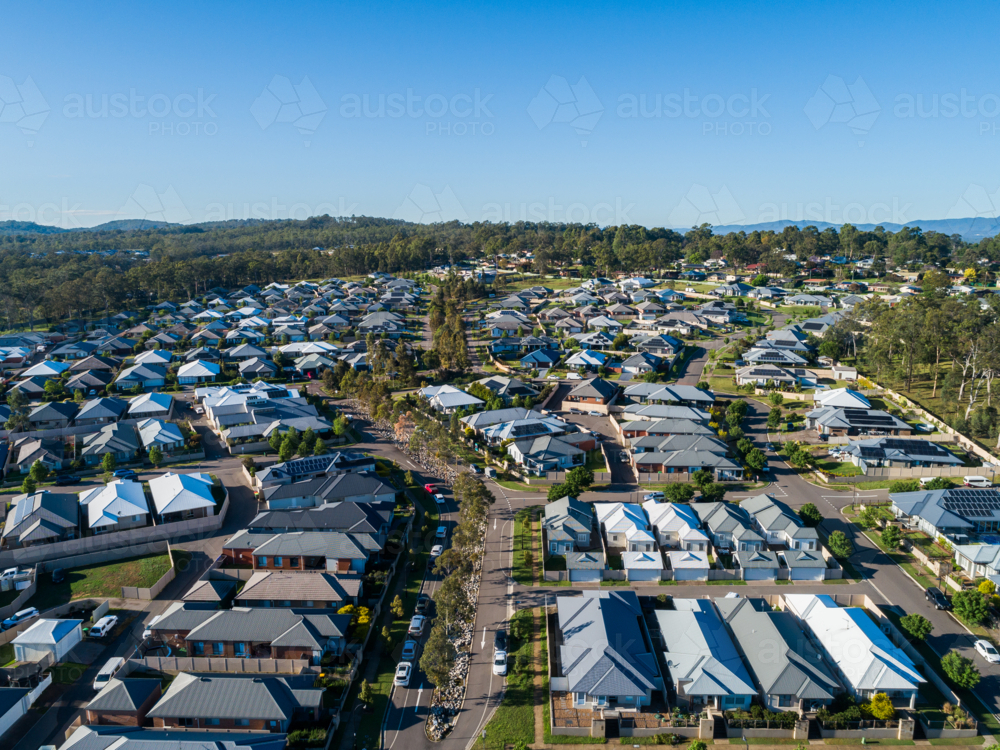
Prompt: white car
<box><xmin>90</xmin><ymin>615</ymin><xmax>119</xmax><ymax>638</ymax></box>
<box><xmin>1</xmin><ymin>607</ymin><xmax>39</xmax><ymax>630</ymax></box>
<box><xmin>394</xmin><ymin>662</ymin><xmax>412</xmax><ymax>686</ymax></box>
<box><xmin>430</xmin><ymin>545</ymin><xmax>444</xmax><ymax>558</ymax></box>
<box><xmin>408</xmin><ymin>615</ymin><xmax>426</xmax><ymax>637</ymax></box>
<box><xmin>643</xmin><ymin>492</ymin><xmax>664</xmax><ymax>501</ymax></box>
<box><xmin>493</xmin><ymin>650</ymin><xmax>508</xmax><ymax>676</ymax></box>
<box><xmin>401</xmin><ymin>640</ymin><xmax>419</xmax><ymax>661</ymax></box>
<box><xmin>975</xmin><ymin>639</ymin><xmax>1000</xmax><ymax>664</ymax></box>
<box><xmin>588</xmin><ymin>411</ymin><xmax>602</xmax><ymax>417</ymax></box>
<box><xmin>142</xmin><ymin>614</ymin><xmax>162</xmax><ymax>640</ymax></box>
<box><xmin>433</xmin><ymin>493</ymin><xmax>445</xmax><ymax>505</ymax></box>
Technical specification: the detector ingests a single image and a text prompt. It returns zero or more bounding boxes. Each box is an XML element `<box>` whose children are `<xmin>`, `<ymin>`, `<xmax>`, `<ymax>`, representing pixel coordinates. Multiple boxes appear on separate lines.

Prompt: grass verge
<box><xmin>483</xmin><ymin>608</ymin><xmax>535</xmax><ymax>750</ymax></box>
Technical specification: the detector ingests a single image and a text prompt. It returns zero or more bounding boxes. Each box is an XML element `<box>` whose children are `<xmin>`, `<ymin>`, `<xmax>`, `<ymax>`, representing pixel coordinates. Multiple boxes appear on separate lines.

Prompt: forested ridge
<box><xmin>0</xmin><ymin>215</ymin><xmax>998</xmax><ymax>329</ymax></box>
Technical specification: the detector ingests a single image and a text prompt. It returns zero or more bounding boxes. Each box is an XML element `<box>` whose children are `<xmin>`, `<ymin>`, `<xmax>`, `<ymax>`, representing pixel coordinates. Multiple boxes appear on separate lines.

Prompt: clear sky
<box><xmin>2</xmin><ymin>0</ymin><xmax>999</xmax><ymax>229</ymax></box>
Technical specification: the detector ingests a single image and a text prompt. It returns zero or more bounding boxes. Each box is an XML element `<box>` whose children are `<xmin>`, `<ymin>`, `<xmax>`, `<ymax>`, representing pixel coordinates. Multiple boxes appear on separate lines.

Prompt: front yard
<box><xmin>28</xmin><ymin>552</ymin><xmax>175</xmax><ymax>611</ymax></box>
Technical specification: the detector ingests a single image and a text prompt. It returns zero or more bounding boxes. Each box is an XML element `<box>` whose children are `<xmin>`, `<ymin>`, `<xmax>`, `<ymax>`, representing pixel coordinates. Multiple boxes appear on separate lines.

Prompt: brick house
<box><xmin>85</xmin><ymin>678</ymin><xmax>162</xmax><ymax>727</ymax></box>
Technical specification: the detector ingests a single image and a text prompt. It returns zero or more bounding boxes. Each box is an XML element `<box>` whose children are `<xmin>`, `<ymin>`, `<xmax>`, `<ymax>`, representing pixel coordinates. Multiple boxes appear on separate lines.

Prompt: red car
<box><xmin>424</xmin><ymin>483</ymin><xmax>435</xmax><ymax>494</ymax></box>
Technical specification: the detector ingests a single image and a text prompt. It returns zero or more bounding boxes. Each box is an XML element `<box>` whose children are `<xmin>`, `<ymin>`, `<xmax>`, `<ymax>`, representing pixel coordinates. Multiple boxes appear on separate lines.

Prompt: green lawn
<box><xmin>584</xmin><ymin>450</ymin><xmax>608</xmax><ymax>473</ymax></box>
<box><xmin>28</xmin><ymin>553</ymin><xmax>173</xmax><ymax>612</ymax></box>
<box><xmin>0</xmin><ymin>643</ymin><xmax>13</xmax><ymax>667</ymax></box>
<box><xmin>483</xmin><ymin>609</ymin><xmax>535</xmax><ymax>750</ymax></box>
<box><xmin>512</xmin><ymin>508</ymin><xmax>538</xmax><ymax>586</ymax></box>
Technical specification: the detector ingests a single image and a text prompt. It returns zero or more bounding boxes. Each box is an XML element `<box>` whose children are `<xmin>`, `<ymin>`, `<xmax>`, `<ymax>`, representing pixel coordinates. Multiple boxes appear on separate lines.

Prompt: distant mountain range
<box><xmin>3</xmin><ymin>215</ymin><xmax>1000</xmax><ymax>242</ymax></box>
<box><xmin>704</xmin><ymin>217</ymin><xmax>1000</xmax><ymax>242</ymax></box>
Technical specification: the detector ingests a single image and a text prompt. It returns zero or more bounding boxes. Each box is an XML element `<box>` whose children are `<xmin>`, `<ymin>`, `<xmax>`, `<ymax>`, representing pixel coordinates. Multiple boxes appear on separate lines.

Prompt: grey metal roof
<box><xmin>152</xmin><ymin>602</ymin><xmax>218</xmax><ymax>632</ymax></box>
<box><xmin>147</xmin><ymin>672</ymin><xmax>322</xmax><ymax>721</ymax></box>
<box><xmin>249</xmin><ymin>501</ymin><xmax>392</xmax><ymax>535</ymax></box>
<box><xmin>237</xmin><ymin>572</ymin><xmax>361</xmax><ymax>603</ymax></box>
<box><xmin>740</xmin><ymin>494</ymin><xmax>819</xmax><ymax>541</ymax></box>
<box><xmin>184</xmin><ymin>607</ymin><xmax>351</xmax><ymax>646</ymax></box>
<box><xmin>261</xmin><ymin>471</ymin><xmax>394</xmax><ymax>503</ymax></box>
<box><xmin>62</xmin><ymin>726</ymin><xmax>289</xmax><ymax>750</ymax></box>
<box><xmin>714</xmin><ymin>597</ymin><xmax>840</xmax><ymax>701</ymax></box>
<box><xmin>251</xmin><ymin>531</ymin><xmax>371</xmax><ymax>559</ymax></box>
<box><xmin>566</xmin><ymin>551</ymin><xmax>605</xmax><ymax>570</ymax></box>
<box><xmin>556</xmin><ymin>590</ymin><xmax>660</xmax><ymax>697</ymax></box>
<box><xmin>87</xmin><ymin>678</ymin><xmax>161</xmax><ymax>712</ymax></box>
<box><xmin>734</xmin><ymin>549</ymin><xmax>780</xmax><ymax>569</ymax></box>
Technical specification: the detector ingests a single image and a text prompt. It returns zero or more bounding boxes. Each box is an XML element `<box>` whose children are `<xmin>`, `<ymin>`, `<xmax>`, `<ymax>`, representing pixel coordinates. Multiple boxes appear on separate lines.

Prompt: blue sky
<box><xmin>2</xmin><ymin>0</ymin><xmax>999</xmax><ymax>229</ymax></box>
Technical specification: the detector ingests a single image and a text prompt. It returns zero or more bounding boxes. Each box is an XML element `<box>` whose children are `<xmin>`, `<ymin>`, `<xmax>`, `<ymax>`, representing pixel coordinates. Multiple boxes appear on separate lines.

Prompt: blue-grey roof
<box><xmin>556</xmin><ymin>590</ymin><xmax>660</xmax><ymax>697</ymax></box>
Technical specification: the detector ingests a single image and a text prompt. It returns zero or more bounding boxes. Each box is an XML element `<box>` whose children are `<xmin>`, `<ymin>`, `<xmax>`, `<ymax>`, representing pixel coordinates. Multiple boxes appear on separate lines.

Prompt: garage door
<box><xmin>570</xmin><ymin>569</ymin><xmax>602</xmax><ymax>583</ymax></box>
<box><xmin>743</xmin><ymin>569</ymin><xmax>778</xmax><ymax>581</ymax></box>
<box><xmin>626</xmin><ymin>569</ymin><xmax>661</xmax><ymax>582</ymax></box>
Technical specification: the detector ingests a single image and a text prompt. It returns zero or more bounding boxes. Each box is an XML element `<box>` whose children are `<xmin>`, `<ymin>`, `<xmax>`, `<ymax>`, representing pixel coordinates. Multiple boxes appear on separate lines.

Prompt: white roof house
<box><xmin>128</xmin><ymin>391</ymin><xmax>173</xmax><ymax>417</ymax></box>
<box><xmin>12</xmin><ymin>619</ymin><xmax>83</xmax><ymax>663</ymax></box>
<box><xmin>642</xmin><ymin>501</ymin><xmax>709</xmax><ymax>550</ymax></box>
<box><xmin>177</xmin><ymin>360</ymin><xmax>221</xmax><ymax>382</ymax></box>
<box><xmin>78</xmin><ymin>480</ymin><xmax>150</xmax><ymax>531</ymax></box>
<box><xmin>595</xmin><ymin>502</ymin><xmax>655</xmax><ymax>551</ymax></box>
<box><xmin>149</xmin><ymin>472</ymin><xmax>217</xmax><ymax>518</ymax></box>
<box><xmin>21</xmin><ymin>360</ymin><xmax>69</xmax><ymax>378</ymax></box>
<box><xmin>418</xmin><ymin>385</ymin><xmax>484</xmax><ymax>414</ymax></box>
<box><xmin>137</xmin><ymin>418</ymin><xmax>184</xmax><ymax>450</ymax></box>
<box><xmin>784</xmin><ymin>594</ymin><xmax>924</xmax><ymax>705</ymax></box>
<box><xmin>814</xmin><ymin>388</ymin><xmax>871</xmax><ymax>409</ymax></box>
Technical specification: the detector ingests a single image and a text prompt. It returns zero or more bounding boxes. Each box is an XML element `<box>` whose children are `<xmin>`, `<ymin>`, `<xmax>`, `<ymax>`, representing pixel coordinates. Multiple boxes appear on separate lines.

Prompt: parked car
<box><xmin>619</xmin><ymin>453</ymin><xmax>630</xmax><ymax>463</ymax></box>
<box><xmin>415</xmin><ymin>594</ymin><xmax>431</xmax><ymax>615</ymax></box>
<box><xmin>51</xmin><ymin>568</ymin><xmax>66</xmax><ymax>584</ymax></box>
<box><xmin>112</xmin><ymin>469</ymin><xmax>136</xmax><ymax>480</ymax></box>
<box><xmin>494</xmin><ymin>629</ymin><xmax>507</xmax><ymax>652</ymax></box>
<box><xmin>975</xmin><ymin>639</ymin><xmax>1000</xmax><ymax>664</ymax></box>
<box><xmin>964</xmin><ymin>475</ymin><xmax>992</xmax><ymax>488</ymax></box>
<box><xmin>925</xmin><ymin>587</ymin><xmax>950</xmax><ymax>610</ymax></box>
<box><xmin>394</xmin><ymin>662</ymin><xmax>412</xmax><ymax>687</ymax></box>
<box><xmin>588</xmin><ymin>411</ymin><xmax>602</xmax><ymax>417</ymax></box>
<box><xmin>643</xmin><ymin>492</ymin><xmax>664</xmax><ymax>501</ymax></box>
<box><xmin>408</xmin><ymin>615</ymin><xmax>426</xmax><ymax>637</ymax></box>
<box><xmin>2</xmin><ymin>607</ymin><xmax>39</xmax><ymax>630</ymax></box>
<box><xmin>54</xmin><ymin>474</ymin><xmax>80</xmax><ymax>486</ymax></box>
<box><xmin>0</xmin><ymin>568</ymin><xmax>22</xmax><ymax>581</ymax></box>
<box><xmin>90</xmin><ymin>615</ymin><xmax>119</xmax><ymax>638</ymax></box>
<box><xmin>93</xmin><ymin>656</ymin><xmax>124</xmax><ymax>692</ymax></box>
<box><xmin>493</xmin><ymin>650</ymin><xmax>508</xmax><ymax>676</ymax></box>
<box><xmin>469</xmin><ymin>465</ymin><xmax>481</xmax><ymax>474</ymax></box>
<box><xmin>142</xmin><ymin>615</ymin><xmax>162</xmax><ymax>640</ymax></box>
<box><xmin>401</xmin><ymin>640</ymin><xmax>419</xmax><ymax>661</ymax></box>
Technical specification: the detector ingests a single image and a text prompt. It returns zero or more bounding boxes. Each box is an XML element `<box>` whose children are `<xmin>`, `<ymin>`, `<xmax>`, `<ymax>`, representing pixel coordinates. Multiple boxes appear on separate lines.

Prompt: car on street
<box><xmin>424</xmin><ymin>483</ymin><xmax>435</xmax><ymax>494</ymax></box>
<box><xmin>766</xmin><ymin>443</ymin><xmax>775</xmax><ymax>452</ymax></box>
<box><xmin>493</xmin><ymin>650</ymin><xmax>508</xmax><ymax>676</ymax></box>
<box><xmin>588</xmin><ymin>411</ymin><xmax>602</xmax><ymax>417</ymax></box>
<box><xmin>430</xmin><ymin>544</ymin><xmax>444</xmax><ymax>558</ymax></box>
<box><xmin>494</xmin><ymin>628</ymin><xmax>507</xmax><ymax>652</ymax></box>
<box><xmin>54</xmin><ymin>474</ymin><xmax>80</xmax><ymax>486</ymax></box>
<box><xmin>408</xmin><ymin>615</ymin><xmax>426</xmax><ymax>637</ymax></box>
<box><xmin>925</xmin><ymin>587</ymin><xmax>950</xmax><ymax>610</ymax></box>
<box><xmin>394</xmin><ymin>662</ymin><xmax>412</xmax><ymax>686</ymax></box>
<box><xmin>415</xmin><ymin>594</ymin><xmax>431</xmax><ymax>615</ymax></box>
<box><xmin>90</xmin><ymin>615</ymin><xmax>119</xmax><ymax>638</ymax></box>
<box><xmin>619</xmin><ymin>453</ymin><xmax>630</xmax><ymax>463</ymax></box>
<box><xmin>401</xmin><ymin>640</ymin><xmax>419</xmax><ymax>660</ymax></box>
<box><xmin>1</xmin><ymin>607</ymin><xmax>39</xmax><ymax>630</ymax></box>
<box><xmin>975</xmin><ymin>639</ymin><xmax>1000</xmax><ymax>663</ymax></box>
<box><xmin>436</xmin><ymin>526</ymin><xmax>447</xmax><ymax>539</ymax></box>
<box><xmin>433</xmin><ymin>493</ymin><xmax>445</xmax><ymax>505</ymax></box>
<box><xmin>112</xmin><ymin>469</ymin><xmax>136</xmax><ymax>480</ymax></box>
<box><xmin>643</xmin><ymin>492</ymin><xmax>664</xmax><ymax>501</ymax></box>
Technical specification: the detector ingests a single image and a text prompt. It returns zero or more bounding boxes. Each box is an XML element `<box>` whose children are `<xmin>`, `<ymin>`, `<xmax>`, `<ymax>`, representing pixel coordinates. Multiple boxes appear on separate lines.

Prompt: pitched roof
<box><xmin>147</xmin><ymin>672</ymin><xmax>322</xmax><ymax>721</ymax></box>
<box><xmin>87</xmin><ymin>678</ymin><xmax>161</xmax><ymax>712</ymax></box>
<box><xmin>237</xmin><ymin>572</ymin><xmax>360</xmax><ymax>604</ymax></box>
<box><xmin>149</xmin><ymin>472</ymin><xmax>216</xmax><ymax>515</ymax></box>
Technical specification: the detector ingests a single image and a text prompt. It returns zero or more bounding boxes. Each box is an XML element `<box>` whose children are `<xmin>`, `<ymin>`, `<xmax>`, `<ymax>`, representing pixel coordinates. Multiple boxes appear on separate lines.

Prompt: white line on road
<box><xmin>493</xmin><ymin>517</ymin><xmax>496</xmax><ymax>530</ymax></box>
<box><xmin>480</xmin><ymin>627</ymin><xmax>486</xmax><ymax>649</ymax></box>
<box><xmin>415</xmin><ymin>684</ymin><xmax>423</xmax><ymax>711</ymax></box>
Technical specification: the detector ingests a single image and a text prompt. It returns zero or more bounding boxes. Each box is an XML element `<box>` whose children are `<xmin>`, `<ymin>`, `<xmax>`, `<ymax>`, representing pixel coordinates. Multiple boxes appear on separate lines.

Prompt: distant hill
<box><xmin>81</xmin><ymin>219</ymin><xmax>183</xmax><ymax>231</ymax></box>
<box><xmin>705</xmin><ymin>217</ymin><xmax>1000</xmax><ymax>242</ymax></box>
<box><xmin>0</xmin><ymin>221</ymin><xmax>71</xmax><ymax>235</ymax></box>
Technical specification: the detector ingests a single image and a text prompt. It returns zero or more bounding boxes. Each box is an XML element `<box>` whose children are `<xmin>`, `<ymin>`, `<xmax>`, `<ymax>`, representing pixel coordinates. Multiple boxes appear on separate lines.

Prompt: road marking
<box><xmin>493</xmin><ymin>517</ymin><xmax>497</xmax><ymax>530</ymax></box>
<box><xmin>415</xmin><ymin>684</ymin><xmax>423</xmax><ymax>711</ymax></box>
<box><xmin>481</xmin><ymin>627</ymin><xmax>487</xmax><ymax>649</ymax></box>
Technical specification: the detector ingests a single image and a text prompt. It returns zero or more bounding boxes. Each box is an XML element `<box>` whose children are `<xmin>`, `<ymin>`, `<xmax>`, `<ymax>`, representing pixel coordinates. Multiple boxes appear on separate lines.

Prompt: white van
<box><xmin>93</xmin><ymin>656</ymin><xmax>123</xmax><ymax>691</ymax></box>
<box><xmin>919</xmin><ymin>477</ymin><xmax>935</xmax><ymax>487</ymax></box>
<box><xmin>964</xmin><ymin>475</ymin><xmax>992</xmax><ymax>488</ymax></box>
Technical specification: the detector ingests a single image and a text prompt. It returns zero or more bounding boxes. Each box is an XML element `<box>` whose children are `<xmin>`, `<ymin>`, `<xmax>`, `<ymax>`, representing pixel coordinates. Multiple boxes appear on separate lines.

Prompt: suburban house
<box><xmin>739</xmin><ymin>494</ymin><xmax>819</xmax><ymax>550</ymax></box>
<box><xmin>890</xmin><ymin>487</ymin><xmax>1000</xmax><ymax>535</ymax></box>
<box><xmin>814</xmin><ymin>388</ymin><xmax>871</xmax><ymax>409</ymax></box>
<box><xmin>224</xmin><ymin>529</ymin><xmax>375</xmax><ymax>574</ymax></box>
<box><xmin>85</xmin><ymin>678</ymin><xmax>162</xmax><ymax>727</ymax></box>
<box><xmin>115</xmin><ymin>364</ymin><xmax>167</xmax><ymax>391</ymax></box>
<box><xmin>248</xmin><ymin>502</ymin><xmax>392</xmax><ymax>546</ymax></box>
<box><xmin>595</xmin><ymin>502</ymin><xmax>656</xmax><ymax>551</ymax></box>
<box><xmin>149</xmin><ymin>472</ymin><xmax>218</xmax><ymax>523</ymax></box>
<box><xmin>734</xmin><ymin>365</ymin><xmax>798</xmax><ymax>388</ymax></box>
<box><xmin>260</xmin><ymin>471</ymin><xmax>396</xmax><ymax>509</ymax></box>
<box><xmin>80</xmin><ymin>423</ymin><xmax>141</xmax><ymax>466</ymax></box>
<box><xmin>784</xmin><ymin>594</ymin><xmax>924</xmax><ymax>707</ymax></box>
<box><xmin>693</xmin><ymin>502</ymin><xmax>763</xmax><ymax>552</ymax></box>
<box><xmin>843</xmin><ymin>437</ymin><xmax>962</xmax><ymax>469</ymax></box>
<box><xmin>806</xmin><ymin>407</ymin><xmax>912</xmax><ymax>437</ymax></box>
<box><xmin>715</xmin><ymin>596</ymin><xmax>840</xmax><ymax>713</ymax></box>
<box><xmin>147</xmin><ymin>672</ymin><xmax>323</xmax><ymax>731</ymax></box>
<box><xmin>542</xmin><ymin>496</ymin><xmax>594</xmax><ymax>554</ymax></box>
<box><xmin>623</xmin><ymin>383</ymin><xmax>715</xmax><ymax>407</ymax></box>
<box><xmin>622</xmin><ymin>550</ymin><xmax>664</xmax><ymax>581</ymax></box>
<box><xmin>12</xmin><ymin>619</ymin><xmax>83</xmax><ymax>663</ymax></box>
<box><xmin>137</xmin><ymin>418</ymin><xmax>186</xmax><ymax>453</ymax></box>
<box><xmin>734</xmin><ymin>549</ymin><xmax>781</xmax><ymax>580</ymax></box>
<box><xmin>128</xmin><ymin>392</ymin><xmax>174</xmax><ymax>419</ymax></box>
<box><xmin>150</xmin><ymin>605</ymin><xmax>352</xmax><ymax>662</ymax></box>
<box><xmin>177</xmin><ymin>360</ymin><xmax>222</xmax><ymax>384</ymax></box>
<box><xmin>507</xmin><ymin>434</ymin><xmax>587</xmax><ymax>475</ymax></box>
<box><xmin>655</xmin><ymin>599</ymin><xmax>756</xmax><ymax>711</ymax></box>
<box><xmin>953</xmin><ymin>543</ymin><xmax>1000</xmax><ymax>582</ymax></box>
<box><xmin>78</xmin><ymin>480</ymin><xmax>150</xmax><ymax>534</ymax></box>
<box><xmin>1</xmin><ymin>489</ymin><xmax>78</xmax><ymax>549</ymax></box>
<box><xmin>253</xmin><ymin>452</ymin><xmax>377</xmax><ymax>488</ymax></box>
<box><xmin>565</xmin><ymin>551</ymin><xmax>606</xmax><ymax>583</ymax></box>
<box><xmin>641</xmin><ymin>501</ymin><xmax>708</xmax><ymax>551</ymax></box>
<box><xmin>418</xmin><ymin>384</ymin><xmax>484</xmax><ymax>414</ymax></box>
<box><xmin>74</xmin><ymin>397</ymin><xmax>128</xmax><ymax>426</ymax></box>
<box><xmin>27</xmin><ymin>401</ymin><xmax>78</xmax><ymax>430</ymax></box>
<box><xmin>622</xmin><ymin>419</ymin><xmax>714</xmax><ymax>440</ymax></box>
<box><xmin>666</xmin><ymin>549</ymin><xmax>710</xmax><ymax>580</ymax></box>
<box><xmin>565</xmin><ymin>377</ymin><xmax>619</xmax><ymax>410</ymax></box>
<box><xmin>551</xmin><ymin>591</ymin><xmax>662</xmax><ymax>720</ymax></box>
<box><xmin>234</xmin><ymin>571</ymin><xmax>361</xmax><ymax>608</ymax></box>
<box><xmin>473</xmin><ymin>375</ymin><xmax>539</xmax><ymax>403</ymax></box>
<box><xmin>10</xmin><ymin>437</ymin><xmax>67</xmax><ymax>474</ymax></box>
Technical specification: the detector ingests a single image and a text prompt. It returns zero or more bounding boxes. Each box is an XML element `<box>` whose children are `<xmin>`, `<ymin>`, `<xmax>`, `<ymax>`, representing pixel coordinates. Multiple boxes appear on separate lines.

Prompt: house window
<box><xmin>777</xmin><ymin>695</ymin><xmax>794</xmax><ymax>707</ymax></box>
<box><xmin>235</xmin><ymin>643</ymin><xmax>246</xmax><ymax>656</ymax></box>
<box><xmin>213</xmin><ymin>643</ymin><xmax>224</xmax><ymax>655</ymax></box>
<box><xmin>208</xmin><ymin>718</ymin><xmax>220</xmax><ymax>726</ymax></box>
<box><xmin>304</xmin><ymin>600</ymin><xmax>314</xmax><ymax>607</ymax></box>
<box><xmin>595</xmin><ymin>696</ymin><xmax>608</xmax><ymax>706</ymax></box>
<box><xmin>724</xmin><ymin>696</ymin><xmax>740</xmax><ymax>706</ymax></box>
<box><xmin>236</xmin><ymin>719</ymin><xmax>250</xmax><ymax>727</ymax></box>
<box><xmin>133</xmin><ymin>515</ymin><xmax>142</xmax><ymax>522</ymax></box>
<box><xmin>289</xmin><ymin>557</ymin><xmax>299</xmax><ymax>568</ymax></box>
<box><xmin>194</xmin><ymin>642</ymin><xmax>205</xmax><ymax>655</ymax></box>
<box><xmin>575</xmin><ymin>693</ymin><xmax>587</xmax><ymax>706</ymax></box>
<box><xmin>274</xmin><ymin>557</ymin><xmax>283</xmax><ymax>567</ymax></box>
<box><xmin>257</xmin><ymin>557</ymin><xmax>267</xmax><ymax>567</ymax></box>
<box><xmin>577</xmin><ymin>534</ymin><xmax>588</xmax><ymax>543</ymax></box>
